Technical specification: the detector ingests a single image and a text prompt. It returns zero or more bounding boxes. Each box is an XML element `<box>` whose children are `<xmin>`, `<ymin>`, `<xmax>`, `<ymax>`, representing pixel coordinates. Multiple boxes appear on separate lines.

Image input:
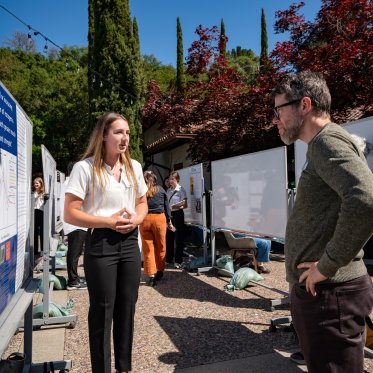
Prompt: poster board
<box><xmin>177</xmin><ymin>163</ymin><xmax>205</xmax><ymax>225</ymax></box>
<box><xmin>41</xmin><ymin>145</ymin><xmax>56</xmax><ymax>235</ymax></box>
<box><xmin>211</xmin><ymin>147</ymin><xmax>288</xmax><ymax>239</ymax></box>
<box><xmin>54</xmin><ymin>170</ymin><xmax>65</xmax><ymax>233</ymax></box>
<box><xmin>295</xmin><ymin>116</ymin><xmax>373</xmax><ymax>185</ymax></box>
<box><xmin>0</xmin><ymin>82</ymin><xmax>33</xmax><ymax>315</ymax></box>
<box><xmin>343</xmin><ymin>116</ymin><xmax>373</xmax><ymax>170</ymax></box>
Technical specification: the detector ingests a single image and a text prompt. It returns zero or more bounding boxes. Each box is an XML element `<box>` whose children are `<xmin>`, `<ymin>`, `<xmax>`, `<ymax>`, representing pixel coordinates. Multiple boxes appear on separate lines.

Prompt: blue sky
<box><xmin>0</xmin><ymin>1</ymin><xmax>322</xmax><ymax>66</ymax></box>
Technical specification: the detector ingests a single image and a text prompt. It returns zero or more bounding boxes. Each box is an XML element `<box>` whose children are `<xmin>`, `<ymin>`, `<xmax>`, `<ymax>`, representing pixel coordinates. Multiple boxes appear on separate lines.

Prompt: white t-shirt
<box><xmin>65</xmin><ymin>157</ymin><xmax>147</xmax><ymax>217</ymax></box>
<box><xmin>34</xmin><ymin>191</ymin><xmax>44</xmax><ymax>211</ymax></box>
<box><xmin>60</xmin><ymin>177</ymin><xmax>87</xmax><ymax>235</ymax></box>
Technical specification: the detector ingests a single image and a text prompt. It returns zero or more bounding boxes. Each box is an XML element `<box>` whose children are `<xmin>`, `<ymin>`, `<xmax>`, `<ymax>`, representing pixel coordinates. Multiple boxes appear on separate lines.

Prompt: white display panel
<box><xmin>0</xmin><ymin>82</ymin><xmax>33</xmax><ymax>314</ymax></box>
<box><xmin>295</xmin><ymin>116</ymin><xmax>373</xmax><ymax>186</ymax></box>
<box><xmin>178</xmin><ymin>163</ymin><xmax>204</xmax><ymax>225</ymax></box>
<box><xmin>211</xmin><ymin>147</ymin><xmax>288</xmax><ymax>239</ymax></box>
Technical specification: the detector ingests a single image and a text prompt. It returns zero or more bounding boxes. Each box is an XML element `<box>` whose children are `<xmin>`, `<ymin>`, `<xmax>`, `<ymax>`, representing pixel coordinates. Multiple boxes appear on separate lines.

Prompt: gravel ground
<box><xmin>4</xmin><ymin>249</ymin><xmax>373</xmax><ymax>372</ymax></box>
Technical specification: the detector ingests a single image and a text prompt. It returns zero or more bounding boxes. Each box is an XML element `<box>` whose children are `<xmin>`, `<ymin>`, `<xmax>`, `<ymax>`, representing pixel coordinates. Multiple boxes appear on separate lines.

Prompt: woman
<box><xmin>64</xmin><ymin>113</ymin><xmax>148</xmax><ymax>373</ymax></box>
<box><xmin>166</xmin><ymin>171</ymin><xmax>188</xmax><ymax>268</ymax></box>
<box><xmin>140</xmin><ymin>171</ymin><xmax>173</xmax><ymax>286</ymax></box>
<box><xmin>32</xmin><ymin>177</ymin><xmax>45</xmax><ymax>256</ymax></box>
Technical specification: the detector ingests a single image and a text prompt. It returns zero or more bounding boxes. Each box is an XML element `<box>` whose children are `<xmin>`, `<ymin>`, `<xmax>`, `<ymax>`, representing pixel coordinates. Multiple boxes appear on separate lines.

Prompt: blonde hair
<box><xmin>33</xmin><ymin>177</ymin><xmax>45</xmax><ymax>195</ymax></box>
<box><xmin>81</xmin><ymin>112</ymin><xmax>138</xmax><ymax>194</ymax></box>
<box><xmin>144</xmin><ymin>170</ymin><xmax>158</xmax><ymax>198</ymax></box>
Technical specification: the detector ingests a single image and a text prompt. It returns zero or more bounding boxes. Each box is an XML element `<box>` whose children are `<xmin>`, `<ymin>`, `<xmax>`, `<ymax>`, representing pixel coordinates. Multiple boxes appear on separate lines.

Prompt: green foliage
<box><xmin>176</xmin><ymin>17</ymin><xmax>185</xmax><ymax>91</ymax></box>
<box><xmin>88</xmin><ymin>0</ymin><xmax>145</xmax><ymax>163</ymax></box>
<box><xmin>260</xmin><ymin>8</ymin><xmax>268</xmax><ymax>67</ymax></box>
<box><xmin>142</xmin><ymin>54</ymin><xmax>176</xmax><ymax>91</ymax></box>
<box><xmin>0</xmin><ymin>47</ymin><xmax>89</xmax><ymax>173</ymax></box>
<box><xmin>220</xmin><ymin>19</ymin><xmax>226</xmax><ymax>56</ymax></box>
<box><xmin>226</xmin><ymin>47</ymin><xmax>260</xmax><ymax>84</ymax></box>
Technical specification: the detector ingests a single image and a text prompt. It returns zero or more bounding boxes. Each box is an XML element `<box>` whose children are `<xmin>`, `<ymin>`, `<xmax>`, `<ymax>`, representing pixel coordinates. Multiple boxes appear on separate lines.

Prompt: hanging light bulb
<box><xmin>76</xmin><ymin>66</ymin><xmax>80</xmax><ymax>73</ymax></box>
<box><xmin>65</xmin><ymin>59</ymin><xmax>69</xmax><ymax>68</ymax></box>
<box><xmin>92</xmin><ymin>75</ymin><xmax>96</xmax><ymax>83</ymax></box>
<box><xmin>100</xmin><ymin>81</ymin><xmax>103</xmax><ymax>87</ymax></box>
<box><xmin>44</xmin><ymin>44</ymin><xmax>48</xmax><ymax>52</ymax></box>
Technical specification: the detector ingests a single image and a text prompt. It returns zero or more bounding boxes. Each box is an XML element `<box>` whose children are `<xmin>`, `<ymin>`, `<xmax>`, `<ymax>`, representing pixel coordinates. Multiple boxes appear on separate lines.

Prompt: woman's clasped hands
<box><xmin>110</xmin><ymin>208</ymin><xmax>137</xmax><ymax>234</ymax></box>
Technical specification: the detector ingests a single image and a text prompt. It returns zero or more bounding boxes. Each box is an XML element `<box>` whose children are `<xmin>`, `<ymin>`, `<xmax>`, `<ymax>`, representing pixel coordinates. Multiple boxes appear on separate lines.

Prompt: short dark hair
<box><xmin>272</xmin><ymin>70</ymin><xmax>331</xmax><ymax>117</ymax></box>
<box><xmin>169</xmin><ymin>171</ymin><xmax>180</xmax><ymax>182</ymax></box>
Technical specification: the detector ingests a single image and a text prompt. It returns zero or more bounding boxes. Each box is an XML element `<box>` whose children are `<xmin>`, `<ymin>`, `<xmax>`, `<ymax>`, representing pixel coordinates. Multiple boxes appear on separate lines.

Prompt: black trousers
<box><xmin>34</xmin><ymin>209</ymin><xmax>44</xmax><ymax>255</ymax></box>
<box><xmin>291</xmin><ymin>274</ymin><xmax>373</xmax><ymax>373</ymax></box>
<box><xmin>84</xmin><ymin>227</ymin><xmax>141</xmax><ymax>373</ymax></box>
<box><xmin>166</xmin><ymin>209</ymin><xmax>185</xmax><ymax>264</ymax></box>
<box><xmin>67</xmin><ymin>229</ymin><xmax>87</xmax><ymax>285</ymax></box>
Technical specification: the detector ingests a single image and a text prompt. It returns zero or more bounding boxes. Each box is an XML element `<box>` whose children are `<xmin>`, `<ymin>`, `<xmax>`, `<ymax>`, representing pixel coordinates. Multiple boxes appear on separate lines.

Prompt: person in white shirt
<box><xmin>166</xmin><ymin>171</ymin><xmax>188</xmax><ymax>268</ymax></box>
<box><xmin>60</xmin><ymin>162</ymin><xmax>87</xmax><ymax>290</ymax></box>
<box><xmin>64</xmin><ymin>113</ymin><xmax>148</xmax><ymax>373</ymax></box>
<box><xmin>32</xmin><ymin>177</ymin><xmax>45</xmax><ymax>256</ymax></box>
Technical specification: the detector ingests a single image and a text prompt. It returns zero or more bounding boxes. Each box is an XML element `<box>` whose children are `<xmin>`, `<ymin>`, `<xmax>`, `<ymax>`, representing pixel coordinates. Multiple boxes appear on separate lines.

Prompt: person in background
<box><xmin>60</xmin><ymin>162</ymin><xmax>87</xmax><ymax>290</ymax></box>
<box><xmin>166</xmin><ymin>171</ymin><xmax>188</xmax><ymax>268</ymax></box>
<box><xmin>64</xmin><ymin>112</ymin><xmax>148</xmax><ymax>373</ymax></box>
<box><xmin>163</xmin><ymin>176</ymin><xmax>170</xmax><ymax>191</ymax></box>
<box><xmin>272</xmin><ymin>70</ymin><xmax>373</xmax><ymax>373</ymax></box>
<box><xmin>232</xmin><ymin>234</ymin><xmax>271</xmax><ymax>274</ymax></box>
<box><xmin>252</xmin><ymin>238</ymin><xmax>271</xmax><ymax>274</ymax></box>
<box><xmin>32</xmin><ymin>177</ymin><xmax>45</xmax><ymax>256</ymax></box>
<box><xmin>140</xmin><ymin>170</ymin><xmax>173</xmax><ymax>286</ymax></box>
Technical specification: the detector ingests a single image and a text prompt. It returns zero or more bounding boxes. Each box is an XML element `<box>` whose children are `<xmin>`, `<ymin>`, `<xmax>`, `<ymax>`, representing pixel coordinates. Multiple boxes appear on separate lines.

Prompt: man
<box><xmin>272</xmin><ymin>70</ymin><xmax>373</xmax><ymax>372</ymax></box>
<box><xmin>60</xmin><ymin>163</ymin><xmax>87</xmax><ymax>290</ymax></box>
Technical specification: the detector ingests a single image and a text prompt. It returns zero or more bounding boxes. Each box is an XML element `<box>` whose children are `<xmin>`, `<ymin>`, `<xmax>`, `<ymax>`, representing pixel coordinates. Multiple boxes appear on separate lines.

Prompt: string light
<box><xmin>0</xmin><ymin>4</ymin><xmax>138</xmax><ymax>103</ymax></box>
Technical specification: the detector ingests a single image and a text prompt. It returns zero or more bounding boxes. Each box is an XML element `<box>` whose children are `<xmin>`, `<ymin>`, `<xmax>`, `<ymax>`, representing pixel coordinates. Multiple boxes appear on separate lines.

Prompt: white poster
<box><xmin>178</xmin><ymin>164</ymin><xmax>205</xmax><ymax>225</ymax></box>
<box><xmin>41</xmin><ymin>145</ymin><xmax>56</xmax><ymax>236</ymax></box>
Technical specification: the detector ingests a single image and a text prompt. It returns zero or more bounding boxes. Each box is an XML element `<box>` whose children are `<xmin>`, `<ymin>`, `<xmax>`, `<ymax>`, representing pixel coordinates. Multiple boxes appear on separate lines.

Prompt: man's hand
<box><xmin>297</xmin><ymin>261</ymin><xmax>327</xmax><ymax>296</ymax></box>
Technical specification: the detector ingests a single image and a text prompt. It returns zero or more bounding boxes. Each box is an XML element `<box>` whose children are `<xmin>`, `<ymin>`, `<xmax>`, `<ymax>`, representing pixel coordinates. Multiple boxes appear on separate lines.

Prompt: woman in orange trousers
<box><xmin>140</xmin><ymin>171</ymin><xmax>174</xmax><ymax>286</ymax></box>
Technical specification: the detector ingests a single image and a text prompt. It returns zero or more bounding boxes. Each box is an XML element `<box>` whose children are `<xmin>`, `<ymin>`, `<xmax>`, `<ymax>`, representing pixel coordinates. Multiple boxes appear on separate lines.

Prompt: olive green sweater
<box><xmin>285</xmin><ymin>123</ymin><xmax>373</xmax><ymax>286</ymax></box>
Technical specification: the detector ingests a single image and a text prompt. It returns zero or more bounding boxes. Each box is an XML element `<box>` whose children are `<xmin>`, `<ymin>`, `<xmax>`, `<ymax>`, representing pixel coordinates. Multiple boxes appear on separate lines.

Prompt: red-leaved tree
<box><xmin>271</xmin><ymin>0</ymin><xmax>373</xmax><ymax>120</ymax></box>
<box><xmin>143</xmin><ymin>26</ymin><xmax>281</xmax><ymax>163</ymax></box>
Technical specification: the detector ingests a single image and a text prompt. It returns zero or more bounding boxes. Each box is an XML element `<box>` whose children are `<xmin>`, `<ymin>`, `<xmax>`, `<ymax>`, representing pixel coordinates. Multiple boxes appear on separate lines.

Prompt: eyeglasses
<box><xmin>273</xmin><ymin>99</ymin><xmax>301</xmax><ymax>119</ymax></box>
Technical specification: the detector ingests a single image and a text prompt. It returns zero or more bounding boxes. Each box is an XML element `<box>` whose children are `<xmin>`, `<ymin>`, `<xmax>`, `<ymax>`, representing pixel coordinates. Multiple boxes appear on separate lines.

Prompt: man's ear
<box><xmin>302</xmin><ymin>96</ymin><xmax>312</xmax><ymax>114</ymax></box>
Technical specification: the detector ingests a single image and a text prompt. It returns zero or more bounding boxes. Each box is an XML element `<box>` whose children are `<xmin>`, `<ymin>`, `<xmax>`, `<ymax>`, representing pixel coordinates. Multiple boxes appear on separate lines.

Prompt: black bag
<box><xmin>0</xmin><ymin>352</ymin><xmax>25</xmax><ymax>373</ymax></box>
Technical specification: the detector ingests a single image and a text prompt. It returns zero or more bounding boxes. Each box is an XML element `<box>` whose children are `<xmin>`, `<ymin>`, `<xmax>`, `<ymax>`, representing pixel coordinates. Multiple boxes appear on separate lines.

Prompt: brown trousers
<box><xmin>140</xmin><ymin>213</ymin><xmax>167</xmax><ymax>275</ymax></box>
<box><xmin>291</xmin><ymin>274</ymin><xmax>373</xmax><ymax>373</ymax></box>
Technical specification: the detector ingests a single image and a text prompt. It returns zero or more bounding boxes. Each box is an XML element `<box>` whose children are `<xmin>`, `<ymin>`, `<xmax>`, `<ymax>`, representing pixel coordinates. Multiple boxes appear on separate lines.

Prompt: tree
<box><xmin>260</xmin><ymin>8</ymin><xmax>268</xmax><ymax>68</ymax></box>
<box><xmin>219</xmin><ymin>19</ymin><xmax>227</xmax><ymax>56</ymax></box>
<box><xmin>176</xmin><ymin>17</ymin><xmax>185</xmax><ymax>91</ymax></box>
<box><xmin>0</xmin><ymin>47</ymin><xmax>89</xmax><ymax>172</ymax></box>
<box><xmin>142</xmin><ymin>54</ymin><xmax>176</xmax><ymax>92</ymax></box>
<box><xmin>143</xmin><ymin>26</ymin><xmax>281</xmax><ymax>163</ymax></box>
<box><xmin>88</xmin><ymin>0</ymin><xmax>145</xmax><ymax>161</ymax></box>
<box><xmin>271</xmin><ymin>0</ymin><xmax>373</xmax><ymax>120</ymax></box>
<box><xmin>5</xmin><ymin>31</ymin><xmax>36</xmax><ymax>53</ymax></box>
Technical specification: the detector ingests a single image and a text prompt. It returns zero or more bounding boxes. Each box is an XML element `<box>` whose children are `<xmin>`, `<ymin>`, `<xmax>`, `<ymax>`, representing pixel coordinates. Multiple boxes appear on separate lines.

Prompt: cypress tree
<box><xmin>260</xmin><ymin>8</ymin><xmax>268</xmax><ymax>68</ymax></box>
<box><xmin>220</xmin><ymin>19</ymin><xmax>226</xmax><ymax>56</ymax></box>
<box><xmin>176</xmin><ymin>17</ymin><xmax>185</xmax><ymax>91</ymax></box>
<box><xmin>133</xmin><ymin>17</ymin><xmax>140</xmax><ymax>55</ymax></box>
<box><xmin>88</xmin><ymin>0</ymin><xmax>145</xmax><ymax>162</ymax></box>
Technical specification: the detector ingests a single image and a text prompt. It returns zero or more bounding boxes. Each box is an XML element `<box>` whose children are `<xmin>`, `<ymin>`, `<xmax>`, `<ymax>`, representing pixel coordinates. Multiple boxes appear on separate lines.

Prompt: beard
<box><xmin>280</xmin><ymin>115</ymin><xmax>304</xmax><ymax>145</ymax></box>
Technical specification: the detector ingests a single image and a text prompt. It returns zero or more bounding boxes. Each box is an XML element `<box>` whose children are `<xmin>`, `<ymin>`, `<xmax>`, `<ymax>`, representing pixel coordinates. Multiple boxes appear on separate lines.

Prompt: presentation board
<box><xmin>295</xmin><ymin>116</ymin><xmax>373</xmax><ymax>185</ymax></box>
<box><xmin>211</xmin><ymin>147</ymin><xmax>288</xmax><ymax>239</ymax></box>
<box><xmin>0</xmin><ymin>82</ymin><xmax>33</xmax><ymax>315</ymax></box>
<box><xmin>344</xmin><ymin>116</ymin><xmax>373</xmax><ymax>170</ymax></box>
<box><xmin>54</xmin><ymin>170</ymin><xmax>65</xmax><ymax>233</ymax></box>
<box><xmin>178</xmin><ymin>163</ymin><xmax>204</xmax><ymax>225</ymax></box>
<box><xmin>41</xmin><ymin>145</ymin><xmax>56</xmax><ymax>235</ymax></box>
